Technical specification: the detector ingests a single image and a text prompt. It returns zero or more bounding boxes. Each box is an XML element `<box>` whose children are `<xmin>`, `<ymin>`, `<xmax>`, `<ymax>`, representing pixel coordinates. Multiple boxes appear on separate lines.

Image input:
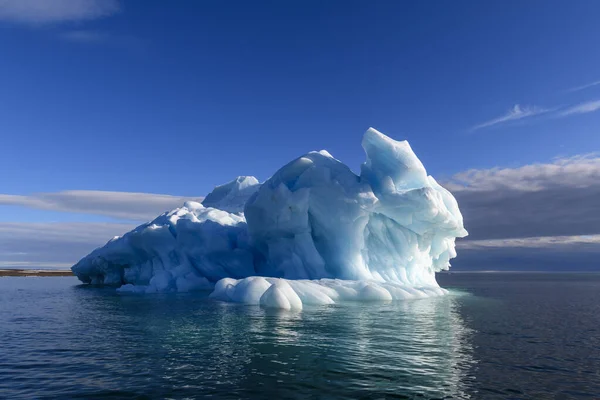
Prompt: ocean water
<box><xmin>0</xmin><ymin>273</ymin><xmax>599</xmax><ymax>399</ymax></box>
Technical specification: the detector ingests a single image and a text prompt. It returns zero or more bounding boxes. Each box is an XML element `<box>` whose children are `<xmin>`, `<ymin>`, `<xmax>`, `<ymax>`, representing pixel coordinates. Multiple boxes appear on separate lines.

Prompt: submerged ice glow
<box><xmin>73</xmin><ymin>128</ymin><xmax>468</xmax><ymax>309</ymax></box>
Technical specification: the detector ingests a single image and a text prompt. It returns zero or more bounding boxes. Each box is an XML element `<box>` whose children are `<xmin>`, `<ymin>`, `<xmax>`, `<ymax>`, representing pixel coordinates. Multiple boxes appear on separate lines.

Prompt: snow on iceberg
<box><xmin>72</xmin><ymin>128</ymin><xmax>467</xmax><ymax>307</ymax></box>
<box><xmin>201</xmin><ymin>175</ymin><xmax>260</xmax><ymax>214</ymax></box>
<box><xmin>73</xmin><ymin>200</ymin><xmax>256</xmax><ymax>291</ymax></box>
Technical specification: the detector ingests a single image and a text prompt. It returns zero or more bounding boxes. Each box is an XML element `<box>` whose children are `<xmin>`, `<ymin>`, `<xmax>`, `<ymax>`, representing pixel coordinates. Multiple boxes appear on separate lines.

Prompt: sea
<box><xmin>1</xmin><ymin>272</ymin><xmax>599</xmax><ymax>399</ymax></box>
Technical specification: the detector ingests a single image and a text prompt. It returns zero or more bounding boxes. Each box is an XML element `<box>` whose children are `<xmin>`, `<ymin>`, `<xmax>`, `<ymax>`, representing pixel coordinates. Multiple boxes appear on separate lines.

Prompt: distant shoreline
<box><xmin>0</xmin><ymin>269</ymin><xmax>73</xmax><ymax>277</ymax></box>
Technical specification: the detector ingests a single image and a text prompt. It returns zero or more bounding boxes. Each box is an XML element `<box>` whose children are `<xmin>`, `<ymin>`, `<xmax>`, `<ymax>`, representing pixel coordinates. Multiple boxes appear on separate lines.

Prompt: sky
<box><xmin>1</xmin><ymin>0</ymin><xmax>600</xmax><ymax>270</ymax></box>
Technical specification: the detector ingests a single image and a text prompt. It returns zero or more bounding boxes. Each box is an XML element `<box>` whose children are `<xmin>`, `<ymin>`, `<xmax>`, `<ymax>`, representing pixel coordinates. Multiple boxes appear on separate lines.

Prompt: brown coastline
<box><xmin>0</xmin><ymin>269</ymin><xmax>74</xmax><ymax>277</ymax></box>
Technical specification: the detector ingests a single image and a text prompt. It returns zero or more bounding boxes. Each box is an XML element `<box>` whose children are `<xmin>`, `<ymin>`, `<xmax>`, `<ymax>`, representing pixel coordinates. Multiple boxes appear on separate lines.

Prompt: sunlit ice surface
<box><xmin>72</xmin><ymin>128</ymin><xmax>467</xmax><ymax>308</ymax></box>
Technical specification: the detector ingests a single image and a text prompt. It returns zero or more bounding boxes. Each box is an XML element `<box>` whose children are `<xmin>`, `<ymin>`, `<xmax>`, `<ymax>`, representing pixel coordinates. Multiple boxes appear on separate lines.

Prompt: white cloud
<box><xmin>445</xmin><ymin>153</ymin><xmax>600</xmax><ymax>193</ymax></box>
<box><xmin>470</xmin><ymin>104</ymin><xmax>550</xmax><ymax>131</ymax></box>
<box><xmin>566</xmin><ymin>80</ymin><xmax>600</xmax><ymax>93</ymax></box>
<box><xmin>557</xmin><ymin>100</ymin><xmax>600</xmax><ymax>117</ymax></box>
<box><xmin>0</xmin><ymin>0</ymin><xmax>120</xmax><ymax>24</ymax></box>
<box><xmin>0</xmin><ymin>190</ymin><xmax>202</xmax><ymax>221</ymax></box>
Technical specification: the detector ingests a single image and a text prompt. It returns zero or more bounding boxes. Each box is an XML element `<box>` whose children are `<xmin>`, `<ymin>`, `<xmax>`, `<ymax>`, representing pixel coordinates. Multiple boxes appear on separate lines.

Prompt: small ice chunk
<box><xmin>230</xmin><ymin>277</ymin><xmax>271</xmax><ymax>304</ymax></box>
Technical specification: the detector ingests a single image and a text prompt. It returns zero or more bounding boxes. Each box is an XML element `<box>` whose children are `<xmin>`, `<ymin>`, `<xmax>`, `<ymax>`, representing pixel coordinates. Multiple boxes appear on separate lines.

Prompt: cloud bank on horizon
<box><xmin>443</xmin><ymin>154</ymin><xmax>600</xmax><ymax>270</ymax></box>
<box><xmin>0</xmin><ymin>191</ymin><xmax>203</xmax><ymax>221</ymax></box>
<box><xmin>0</xmin><ymin>222</ymin><xmax>134</xmax><ymax>268</ymax></box>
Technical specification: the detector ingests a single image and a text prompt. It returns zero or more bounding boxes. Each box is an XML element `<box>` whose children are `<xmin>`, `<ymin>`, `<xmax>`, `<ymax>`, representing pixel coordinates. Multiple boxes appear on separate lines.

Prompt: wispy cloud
<box><xmin>0</xmin><ymin>190</ymin><xmax>202</xmax><ymax>221</ymax></box>
<box><xmin>556</xmin><ymin>99</ymin><xmax>600</xmax><ymax>117</ymax></box>
<box><xmin>470</xmin><ymin>98</ymin><xmax>600</xmax><ymax>131</ymax></box>
<box><xmin>0</xmin><ymin>0</ymin><xmax>120</xmax><ymax>25</ymax></box>
<box><xmin>470</xmin><ymin>104</ymin><xmax>550</xmax><ymax>132</ymax></box>
<box><xmin>457</xmin><ymin>235</ymin><xmax>600</xmax><ymax>250</ymax></box>
<box><xmin>0</xmin><ymin>1</ymin><xmax>131</xmax><ymax>48</ymax></box>
<box><xmin>566</xmin><ymin>80</ymin><xmax>600</xmax><ymax>93</ymax></box>
<box><xmin>59</xmin><ymin>29</ymin><xmax>110</xmax><ymax>43</ymax></box>
<box><xmin>58</xmin><ymin>29</ymin><xmax>143</xmax><ymax>50</ymax></box>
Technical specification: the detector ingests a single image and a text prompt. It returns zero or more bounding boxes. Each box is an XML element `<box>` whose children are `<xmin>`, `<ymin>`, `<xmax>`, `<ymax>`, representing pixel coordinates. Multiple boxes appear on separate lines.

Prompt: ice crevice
<box><xmin>73</xmin><ymin>128</ymin><xmax>467</xmax><ymax>308</ymax></box>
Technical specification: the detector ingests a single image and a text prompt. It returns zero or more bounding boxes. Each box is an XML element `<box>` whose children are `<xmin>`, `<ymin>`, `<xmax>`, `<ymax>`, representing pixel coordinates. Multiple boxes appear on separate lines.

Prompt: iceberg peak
<box><xmin>201</xmin><ymin>175</ymin><xmax>260</xmax><ymax>213</ymax></box>
<box><xmin>361</xmin><ymin>127</ymin><xmax>428</xmax><ymax>192</ymax></box>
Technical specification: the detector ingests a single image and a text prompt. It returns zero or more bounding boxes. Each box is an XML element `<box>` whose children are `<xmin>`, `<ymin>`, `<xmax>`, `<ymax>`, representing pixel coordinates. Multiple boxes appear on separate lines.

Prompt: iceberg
<box><xmin>73</xmin><ymin>128</ymin><xmax>467</xmax><ymax>308</ymax></box>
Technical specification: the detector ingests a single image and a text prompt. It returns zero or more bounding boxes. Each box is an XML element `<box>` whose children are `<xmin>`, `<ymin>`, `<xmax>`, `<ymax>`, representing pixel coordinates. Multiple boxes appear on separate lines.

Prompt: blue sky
<box><xmin>1</xmin><ymin>0</ymin><xmax>600</xmax><ymax>269</ymax></box>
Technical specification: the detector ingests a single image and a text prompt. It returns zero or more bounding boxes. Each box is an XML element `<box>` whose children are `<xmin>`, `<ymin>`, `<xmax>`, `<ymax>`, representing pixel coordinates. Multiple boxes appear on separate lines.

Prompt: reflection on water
<box><xmin>0</xmin><ymin>277</ymin><xmax>475</xmax><ymax>399</ymax></box>
<box><xmin>195</xmin><ymin>293</ymin><xmax>476</xmax><ymax>399</ymax></box>
<box><xmin>5</xmin><ymin>274</ymin><xmax>600</xmax><ymax>399</ymax></box>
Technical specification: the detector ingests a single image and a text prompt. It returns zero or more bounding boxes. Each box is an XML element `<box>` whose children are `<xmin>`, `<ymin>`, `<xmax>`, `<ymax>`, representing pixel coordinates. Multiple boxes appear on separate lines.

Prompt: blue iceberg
<box><xmin>73</xmin><ymin>128</ymin><xmax>467</xmax><ymax>309</ymax></box>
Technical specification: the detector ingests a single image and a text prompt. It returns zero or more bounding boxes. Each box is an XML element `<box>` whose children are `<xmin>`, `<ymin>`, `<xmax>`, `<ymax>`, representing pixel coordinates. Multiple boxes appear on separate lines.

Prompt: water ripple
<box><xmin>1</xmin><ymin>274</ymin><xmax>600</xmax><ymax>399</ymax></box>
